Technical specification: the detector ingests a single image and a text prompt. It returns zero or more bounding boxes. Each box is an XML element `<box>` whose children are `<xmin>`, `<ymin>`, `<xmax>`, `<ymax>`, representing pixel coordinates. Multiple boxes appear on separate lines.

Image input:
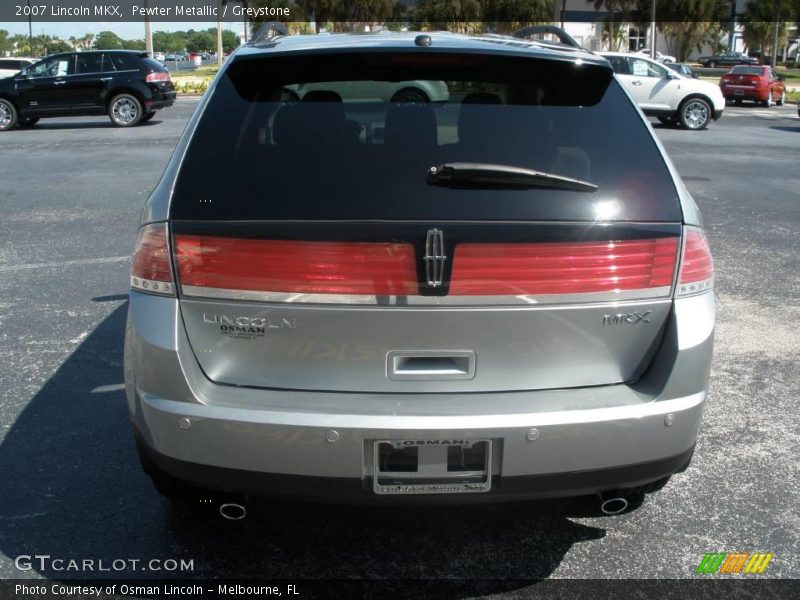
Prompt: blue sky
<box><xmin>0</xmin><ymin>21</ymin><xmax>244</xmax><ymax>40</ymax></box>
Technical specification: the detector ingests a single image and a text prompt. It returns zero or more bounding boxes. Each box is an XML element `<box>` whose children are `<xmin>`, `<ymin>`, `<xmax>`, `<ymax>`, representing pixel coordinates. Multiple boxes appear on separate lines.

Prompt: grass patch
<box><xmin>170</xmin><ymin>64</ymin><xmax>218</xmax><ymax>83</ymax></box>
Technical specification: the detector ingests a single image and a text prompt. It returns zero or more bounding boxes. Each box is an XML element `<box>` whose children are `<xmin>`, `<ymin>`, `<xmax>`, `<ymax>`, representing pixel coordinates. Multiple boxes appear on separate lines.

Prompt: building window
<box><xmin>629</xmin><ymin>27</ymin><xmax>647</xmax><ymax>52</ymax></box>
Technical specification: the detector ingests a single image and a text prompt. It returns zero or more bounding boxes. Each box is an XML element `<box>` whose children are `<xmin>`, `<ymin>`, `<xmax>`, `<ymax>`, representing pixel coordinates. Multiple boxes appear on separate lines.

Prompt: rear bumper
<box><xmin>125</xmin><ymin>290</ymin><xmax>714</xmax><ymax>502</ymax></box>
<box><xmin>136</xmin><ymin>430</ymin><xmax>694</xmax><ymax>503</ymax></box>
<box><xmin>722</xmin><ymin>88</ymin><xmax>767</xmax><ymax>102</ymax></box>
<box><xmin>144</xmin><ymin>90</ymin><xmax>176</xmax><ymax>111</ymax></box>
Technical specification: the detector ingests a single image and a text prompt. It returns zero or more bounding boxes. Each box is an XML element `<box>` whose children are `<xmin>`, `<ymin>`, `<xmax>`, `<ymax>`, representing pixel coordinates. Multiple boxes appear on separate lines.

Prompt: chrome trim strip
<box><xmin>180</xmin><ymin>284</ymin><xmax>672</xmax><ymax>306</ymax></box>
<box><xmin>424</xmin><ymin>228</ymin><xmax>446</xmax><ymax>288</ymax></box>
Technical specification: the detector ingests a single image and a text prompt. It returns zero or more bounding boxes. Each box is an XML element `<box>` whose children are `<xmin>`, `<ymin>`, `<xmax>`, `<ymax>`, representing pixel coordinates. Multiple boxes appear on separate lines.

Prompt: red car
<box><xmin>720</xmin><ymin>65</ymin><xmax>786</xmax><ymax>107</ymax></box>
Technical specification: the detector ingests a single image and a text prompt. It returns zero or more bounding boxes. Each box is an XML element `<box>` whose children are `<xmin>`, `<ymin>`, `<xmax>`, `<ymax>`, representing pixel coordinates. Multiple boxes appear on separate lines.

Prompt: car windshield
<box><xmin>171</xmin><ymin>52</ymin><xmax>680</xmax><ymax>222</ymax></box>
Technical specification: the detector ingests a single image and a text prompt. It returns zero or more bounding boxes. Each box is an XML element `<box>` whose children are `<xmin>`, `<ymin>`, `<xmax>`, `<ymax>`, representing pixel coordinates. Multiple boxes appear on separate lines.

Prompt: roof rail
<box><xmin>249</xmin><ymin>21</ymin><xmax>290</xmax><ymax>45</ymax></box>
<box><xmin>512</xmin><ymin>25</ymin><xmax>582</xmax><ymax>50</ymax></box>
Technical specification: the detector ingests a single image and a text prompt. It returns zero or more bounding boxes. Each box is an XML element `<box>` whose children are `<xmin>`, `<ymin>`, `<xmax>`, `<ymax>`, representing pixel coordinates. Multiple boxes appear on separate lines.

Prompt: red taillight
<box><xmin>146</xmin><ymin>71</ymin><xmax>170</xmax><ymax>83</ymax></box>
<box><xmin>131</xmin><ymin>223</ymin><xmax>174</xmax><ymax>295</ymax></box>
<box><xmin>677</xmin><ymin>227</ymin><xmax>714</xmax><ymax>296</ymax></box>
<box><xmin>174</xmin><ymin>236</ymin><xmax>418</xmax><ymax>296</ymax></box>
<box><xmin>449</xmin><ymin>238</ymin><xmax>678</xmax><ymax>296</ymax></box>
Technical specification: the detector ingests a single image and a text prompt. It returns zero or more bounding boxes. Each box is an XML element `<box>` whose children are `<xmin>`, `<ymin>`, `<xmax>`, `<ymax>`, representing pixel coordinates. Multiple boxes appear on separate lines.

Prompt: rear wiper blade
<box><xmin>426</xmin><ymin>162</ymin><xmax>598</xmax><ymax>193</ymax></box>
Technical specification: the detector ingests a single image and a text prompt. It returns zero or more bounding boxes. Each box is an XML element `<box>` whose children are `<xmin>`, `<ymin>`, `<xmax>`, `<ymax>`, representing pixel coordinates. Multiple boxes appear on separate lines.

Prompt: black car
<box><xmin>699</xmin><ymin>52</ymin><xmax>759</xmax><ymax>68</ymax></box>
<box><xmin>0</xmin><ymin>50</ymin><xmax>176</xmax><ymax>131</ymax></box>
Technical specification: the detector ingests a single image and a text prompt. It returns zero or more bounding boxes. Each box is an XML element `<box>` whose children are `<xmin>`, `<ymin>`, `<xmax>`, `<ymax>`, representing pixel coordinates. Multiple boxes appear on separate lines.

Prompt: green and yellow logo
<box><xmin>696</xmin><ymin>552</ymin><xmax>773</xmax><ymax>574</ymax></box>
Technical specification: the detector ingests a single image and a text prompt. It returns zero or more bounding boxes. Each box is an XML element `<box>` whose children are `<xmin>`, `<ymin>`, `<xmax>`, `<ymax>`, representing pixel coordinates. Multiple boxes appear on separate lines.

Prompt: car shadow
<box><xmin>0</xmin><ymin>302</ymin><xmax>611</xmax><ymax>590</ymax></box>
<box><xmin>769</xmin><ymin>125</ymin><xmax>800</xmax><ymax>133</ymax></box>
<box><xmin>25</xmin><ymin>120</ymin><xmax>160</xmax><ymax>131</ymax></box>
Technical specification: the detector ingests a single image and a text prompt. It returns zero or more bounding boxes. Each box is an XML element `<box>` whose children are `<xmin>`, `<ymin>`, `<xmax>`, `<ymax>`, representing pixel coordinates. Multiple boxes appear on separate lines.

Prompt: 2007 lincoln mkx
<box><xmin>125</xmin><ymin>26</ymin><xmax>714</xmax><ymax>518</ymax></box>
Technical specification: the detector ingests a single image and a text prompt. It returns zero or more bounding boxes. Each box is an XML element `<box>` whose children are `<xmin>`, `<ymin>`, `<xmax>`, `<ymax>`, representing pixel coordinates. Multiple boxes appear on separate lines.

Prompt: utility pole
<box><xmin>217</xmin><ymin>0</ymin><xmax>224</xmax><ymax>69</ymax></box>
<box><xmin>649</xmin><ymin>0</ymin><xmax>656</xmax><ymax>60</ymax></box>
<box><xmin>770</xmin><ymin>0</ymin><xmax>780</xmax><ymax>66</ymax></box>
<box><xmin>727</xmin><ymin>0</ymin><xmax>736</xmax><ymax>51</ymax></box>
<box><xmin>27</xmin><ymin>0</ymin><xmax>33</xmax><ymax>56</ymax></box>
<box><xmin>144</xmin><ymin>0</ymin><xmax>153</xmax><ymax>56</ymax></box>
<box><xmin>242</xmin><ymin>0</ymin><xmax>249</xmax><ymax>43</ymax></box>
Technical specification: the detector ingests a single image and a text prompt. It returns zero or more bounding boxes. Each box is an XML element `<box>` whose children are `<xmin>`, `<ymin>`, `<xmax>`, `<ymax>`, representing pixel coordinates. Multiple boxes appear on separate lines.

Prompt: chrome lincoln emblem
<box><xmin>424</xmin><ymin>228</ymin><xmax>447</xmax><ymax>287</ymax></box>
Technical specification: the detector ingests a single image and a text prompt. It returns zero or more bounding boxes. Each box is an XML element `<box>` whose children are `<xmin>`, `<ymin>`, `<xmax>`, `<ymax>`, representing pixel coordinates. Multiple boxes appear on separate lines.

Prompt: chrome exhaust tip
<box><xmin>219</xmin><ymin>502</ymin><xmax>247</xmax><ymax>521</ymax></box>
<box><xmin>599</xmin><ymin>494</ymin><xmax>629</xmax><ymax>515</ymax></box>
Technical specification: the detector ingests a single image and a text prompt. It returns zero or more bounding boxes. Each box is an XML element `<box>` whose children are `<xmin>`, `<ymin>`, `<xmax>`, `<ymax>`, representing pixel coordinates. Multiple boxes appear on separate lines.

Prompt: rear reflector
<box><xmin>449</xmin><ymin>238</ymin><xmax>678</xmax><ymax>296</ymax></box>
<box><xmin>677</xmin><ymin>227</ymin><xmax>714</xmax><ymax>296</ymax></box>
<box><xmin>131</xmin><ymin>223</ymin><xmax>174</xmax><ymax>295</ymax></box>
<box><xmin>174</xmin><ymin>236</ymin><xmax>418</xmax><ymax>296</ymax></box>
<box><xmin>146</xmin><ymin>71</ymin><xmax>171</xmax><ymax>83</ymax></box>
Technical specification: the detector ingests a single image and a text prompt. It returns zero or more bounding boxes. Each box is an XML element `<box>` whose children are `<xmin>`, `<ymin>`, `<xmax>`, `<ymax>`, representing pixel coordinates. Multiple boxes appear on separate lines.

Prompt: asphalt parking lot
<box><xmin>0</xmin><ymin>98</ymin><xmax>798</xmax><ymax>587</ymax></box>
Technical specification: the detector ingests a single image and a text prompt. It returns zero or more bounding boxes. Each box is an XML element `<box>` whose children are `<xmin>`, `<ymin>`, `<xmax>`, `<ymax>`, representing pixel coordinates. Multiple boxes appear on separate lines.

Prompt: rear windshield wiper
<box><xmin>426</xmin><ymin>162</ymin><xmax>598</xmax><ymax>193</ymax></box>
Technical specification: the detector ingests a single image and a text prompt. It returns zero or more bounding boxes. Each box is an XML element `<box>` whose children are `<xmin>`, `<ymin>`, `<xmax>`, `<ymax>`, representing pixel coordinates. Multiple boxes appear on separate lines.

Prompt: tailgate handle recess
<box><xmin>388</xmin><ymin>351</ymin><xmax>476</xmax><ymax>381</ymax></box>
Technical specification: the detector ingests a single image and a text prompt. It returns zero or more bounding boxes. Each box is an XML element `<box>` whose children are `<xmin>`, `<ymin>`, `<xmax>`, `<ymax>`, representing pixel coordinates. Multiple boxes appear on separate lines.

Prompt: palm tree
<box><xmin>592</xmin><ymin>0</ymin><xmax>636</xmax><ymax>51</ymax></box>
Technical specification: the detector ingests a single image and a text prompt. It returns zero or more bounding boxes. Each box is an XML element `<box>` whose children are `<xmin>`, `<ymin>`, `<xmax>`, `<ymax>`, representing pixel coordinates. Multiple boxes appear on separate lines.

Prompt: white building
<box><xmin>553</xmin><ymin>0</ymin><xmax>750</xmax><ymax>59</ymax></box>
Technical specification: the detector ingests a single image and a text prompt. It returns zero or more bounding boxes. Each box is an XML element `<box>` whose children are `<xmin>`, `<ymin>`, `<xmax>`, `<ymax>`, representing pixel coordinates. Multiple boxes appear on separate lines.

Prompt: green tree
<box><xmin>413</xmin><ymin>0</ymin><xmax>483</xmax><ymax>32</ymax></box>
<box><xmin>743</xmin><ymin>0</ymin><xmax>796</xmax><ymax>62</ymax></box>
<box><xmin>0</xmin><ymin>29</ymin><xmax>13</xmax><ymax>55</ymax></box>
<box><xmin>649</xmin><ymin>0</ymin><xmax>729</xmax><ymax>62</ymax></box>
<box><xmin>485</xmin><ymin>0</ymin><xmax>554</xmax><ymax>32</ymax></box>
<box><xmin>187</xmin><ymin>30</ymin><xmax>216</xmax><ymax>53</ymax></box>
<box><xmin>94</xmin><ymin>31</ymin><xmax>125</xmax><ymax>50</ymax></box>
<box><xmin>9</xmin><ymin>34</ymin><xmax>32</xmax><ymax>56</ymax></box>
<box><xmin>42</xmin><ymin>36</ymin><xmax>72</xmax><ymax>54</ymax></box>
<box><xmin>152</xmin><ymin>31</ymin><xmax>186</xmax><ymax>53</ymax></box>
<box><xmin>591</xmin><ymin>1</ymin><xmax>639</xmax><ymax>51</ymax></box>
<box><xmin>220</xmin><ymin>29</ymin><xmax>241</xmax><ymax>52</ymax></box>
<box><xmin>293</xmin><ymin>0</ymin><xmax>347</xmax><ymax>32</ymax></box>
<box><xmin>125</xmin><ymin>38</ymin><xmax>147</xmax><ymax>50</ymax></box>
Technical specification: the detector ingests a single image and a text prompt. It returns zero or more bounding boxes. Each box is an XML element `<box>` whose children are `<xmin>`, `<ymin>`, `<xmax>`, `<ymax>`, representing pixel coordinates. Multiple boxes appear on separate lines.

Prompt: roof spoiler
<box><xmin>512</xmin><ymin>26</ymin><xmax>582</xmax><ymax>50</ymax></box>
<box><xmin>249</xmin><ymin>21</ymin><xmax>290</xmax><ymax>45</ymax></box>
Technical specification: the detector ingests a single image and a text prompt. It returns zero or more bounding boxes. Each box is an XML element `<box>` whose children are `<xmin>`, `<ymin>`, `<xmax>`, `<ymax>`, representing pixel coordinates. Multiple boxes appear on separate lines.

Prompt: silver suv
<box><xmin>126</xmin><ymin>29</ymin><xmax>714</xmax><ymax>518</ymax></box>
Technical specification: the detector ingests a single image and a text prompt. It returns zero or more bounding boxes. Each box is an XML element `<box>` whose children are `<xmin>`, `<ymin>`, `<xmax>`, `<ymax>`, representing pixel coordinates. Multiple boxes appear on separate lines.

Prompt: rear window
<box><xmin>142</xmin><ymin>57</ymin><xmax>167</xmax><ymax>72</ymax></box>
<box><xmin>730</xmin><ymin>66</ymin><xmax>764</xmax><ymax>75</ymax></box>
<box><xmin>171</xmin><ymin>51</ymin><xmax>680</xmax><ymax>222</ymax></box>
<box><xmin>108</xmin><ymin>53</ymin><xmax>140</xmax><ymax>71</ymax></box>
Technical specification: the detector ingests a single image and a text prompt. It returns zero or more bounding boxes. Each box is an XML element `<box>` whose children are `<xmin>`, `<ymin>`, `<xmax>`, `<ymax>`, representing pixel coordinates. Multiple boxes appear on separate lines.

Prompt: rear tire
<box><xmin>708</xmin><ymin>61</ymin><xmax>716</xmax><ymax>68</ymax></box>
<box><xmin>0</xmin><ymin>98</ymin><xmax>18</xmax><ymax>131</ymax></box>
<box><xmin>763</xmin><ymin>91</ymin><xmax>773</xmax><ymax>108</ymax></box>
<box><xmin>679</xmin><ymin>97</ymin><xmax>712</xmax><ymax>130</ymax></box>
<box><xmin>776</xmin><ymin>92</ymin><xmax>784</xmax><ymax>106</ymax></box>
<box><xmin>109</xmin><ymin>93</ymin><xmax>143</xmax><ymax>127</ymax></box>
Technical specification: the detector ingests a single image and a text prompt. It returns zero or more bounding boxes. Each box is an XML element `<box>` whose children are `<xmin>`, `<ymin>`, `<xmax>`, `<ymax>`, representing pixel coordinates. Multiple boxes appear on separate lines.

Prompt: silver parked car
<box><xmin>126</xmin><ymin>30</ymin><xmax>714</xmax><ymax>518</ymax></box>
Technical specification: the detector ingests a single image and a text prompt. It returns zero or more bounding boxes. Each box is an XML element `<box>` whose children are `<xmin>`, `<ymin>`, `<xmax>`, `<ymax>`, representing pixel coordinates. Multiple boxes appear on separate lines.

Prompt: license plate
<box><xmin>372</xmin><ymin>439</ymin><xmax>492</xmax><ymax>495</ymax></box>
<box><xmin>734</xmin><ymin>90</ymin><xmax>744</xmax><ymax>96</ymax></box>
